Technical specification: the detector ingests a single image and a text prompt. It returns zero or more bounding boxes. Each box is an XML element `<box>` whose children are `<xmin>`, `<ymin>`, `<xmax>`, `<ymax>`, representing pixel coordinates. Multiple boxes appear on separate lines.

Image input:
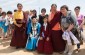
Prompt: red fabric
<box><xmin>49</xmin><ymin>11</ymin><xmax>62</xmax><ymax>29</ymax></box>
<box><xmin>44</xmin><ymin>40</ymin><xmax>53</xmax><ymax>54</ymax></box>
<box><xmin>51</xmin><ymin>30</ymin><xmax>66</xmax><ymax>52</ymax></box>
<box><xmin>37</xmin><ymin>24</ymin><xmax>53</xmax><ymax>54</ymax></box>
<box><xmin>10</xmin><ymin>12</ymin><xmax>28</xmax><ymax>48</ymax></box>
<box><xmin>37</xmin><ymin>38</ymin><xmax>45</xmax><ymax>53</ymax></box>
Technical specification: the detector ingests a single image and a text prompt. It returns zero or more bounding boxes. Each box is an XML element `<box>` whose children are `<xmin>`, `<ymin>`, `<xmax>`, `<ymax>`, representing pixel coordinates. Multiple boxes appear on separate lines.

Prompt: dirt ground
<box><xmin>0</xmin><ymin>27</ymin><xmax>85</xmax><ymax>55</ymax></box>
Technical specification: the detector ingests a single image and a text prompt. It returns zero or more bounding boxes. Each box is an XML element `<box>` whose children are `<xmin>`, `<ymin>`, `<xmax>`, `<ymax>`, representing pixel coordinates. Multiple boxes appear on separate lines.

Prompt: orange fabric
<box><xmin>52</xmin><ymin>22</ymin><xmax>61</xmax><ymax>30</ymax></box>
<box><xmin>48</xmin><ymin>12</ymin><xmax>61</xmax><ymax>30</ymax></box>
<box><xmin>48</xmin><ymin>12</ymin><xmax>55</xmax><ymax>22</ymax></box>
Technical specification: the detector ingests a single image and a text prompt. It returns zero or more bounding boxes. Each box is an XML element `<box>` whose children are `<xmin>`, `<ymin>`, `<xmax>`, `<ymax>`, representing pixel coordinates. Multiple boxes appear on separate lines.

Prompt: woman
<box><xmin>60</xmin><ymin>5</ymin><xmax>79</xmax><ymax>55</ymax></box>
<box><xmin>74</xmin><ymin>6</ymin><xmax>84</xmax><ymax>53</ymax></box>
<box><xmin>26</xmin><ymin>17</ymin><xmax>41</xmax><ymax>50</ymax></box>
<box><xmin>48</xmin><ymin>4</ymin><xmax>66</xmax><ymax>53</ymax></box>
<box><xmin>10</xmin><ymin>3</ymin><xmax>27</xmax><ymax>49</ymax></box>
<box><xmin>39</xmin><ymin>8</ymin><xmax>46</xmax><ymax>25</ymax></box>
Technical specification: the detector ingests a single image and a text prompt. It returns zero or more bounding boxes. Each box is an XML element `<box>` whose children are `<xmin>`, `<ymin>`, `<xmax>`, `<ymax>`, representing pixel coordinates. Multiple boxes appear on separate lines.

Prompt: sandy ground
<box><xmin>0</xmin><ymin>27</ymin><xmax>85</xmax><ymax>55</ymax></box>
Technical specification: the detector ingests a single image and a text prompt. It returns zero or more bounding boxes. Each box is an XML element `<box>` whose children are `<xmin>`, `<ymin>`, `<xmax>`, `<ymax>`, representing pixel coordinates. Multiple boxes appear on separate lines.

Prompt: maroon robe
<box><xmin>49</xmin><ymin>11</ymin><xmax>66</xmax><ymax>52</ymax></box>
<box><xmin>10</xmin><ymin>12</ymin><xmax>28</xmax><ymax>48</ymax></box>
<box><xmin>37</xmin><ymin>23</ymin><xmax>53</xmax><ymax>54</ymax></box>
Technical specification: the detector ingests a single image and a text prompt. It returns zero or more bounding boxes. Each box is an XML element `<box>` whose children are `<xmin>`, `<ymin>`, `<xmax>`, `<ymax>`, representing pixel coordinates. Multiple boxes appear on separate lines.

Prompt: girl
<box><xmin>37</xmin><ymin>15</ymin><xmax>53</xmax><ymax>54</ymax></box>
<box><xmin>26</xmin><ymin>17</ymin><xmax>41</xmax><ymax>50</ymax></box>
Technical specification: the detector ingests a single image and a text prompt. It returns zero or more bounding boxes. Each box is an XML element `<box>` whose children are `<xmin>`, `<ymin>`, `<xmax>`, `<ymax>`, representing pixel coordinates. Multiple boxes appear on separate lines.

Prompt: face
<box><xmin>43</xmin><ymin>18</ymin><xmax>48</xmax><ymax>23</ymax></box>
<box><xmin>51</xmin><ymin>5</ymin><xmax>57</xmax><ymax>12</ymax></box>
<box><xmin>74</xmin><ymin>8</ymin><xmax>80</xmax><ymax>14</ymax></box>
<box><xmin>17</xmin><ymin>5</ymin><xmax>23</xmax><ymax>11</ymax></box>
<box><xmin>2</xmin><ymin>14</ymin><xmax>6</xmax><ymax>17</ymax></box>
<box><xmin>32</xmin><ymin>18</ymin><xmax>37</xmax><ymax>23</ymax></box>
<box><xmin>60</xmin><ymin>8</ymin><xmax>67</xmax><ymax>15</ymax></box>
<box><xmin>41</xmin><ymin>11</ymin><xmax>46</xmax><ymax>14</ymax></box>
<box><xmin>7</xmin><ymin>14</ymin><xmax>12</xmax><ymax>17</ymax></box>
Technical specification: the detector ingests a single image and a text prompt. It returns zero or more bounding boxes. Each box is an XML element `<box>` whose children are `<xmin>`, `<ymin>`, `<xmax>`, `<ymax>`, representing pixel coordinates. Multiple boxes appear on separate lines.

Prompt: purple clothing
<box><xmin>77</xmin><ymin>14</ymin><xmax>84</xmax><ymax>25</ymax></box>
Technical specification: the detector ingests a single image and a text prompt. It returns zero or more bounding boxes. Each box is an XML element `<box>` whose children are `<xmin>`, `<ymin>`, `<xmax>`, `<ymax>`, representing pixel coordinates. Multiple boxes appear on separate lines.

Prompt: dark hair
<box><xmin>41</xmin><ymin>8</ymin><xmax>46</xmax><ymax>13</ymax></box>
<box><xmin>14</xmin><ymin>9</ymin><xmax>17</xmax><ymax>12</ymax></box>
<box><xmin>17</xmin><ymin>3</ymin><xmax>22</xmax><ymax>7</ymax></box>
<box><xmin>33</xmin><ymin>9</ymin><xmax>37</xmax><ymax>17</ymax></box>
<box><xmin>60</xmin><ymin>5</ymin><xmax>69</xmax><ymax>11</ymax></box>
<box><xmin>7</xmin><ymin>11</ymin><xmax>12</xmax><ymax>14</ymax></box>
<box><xmin>1</xmin><ymin>12</ymin><xmax>6</xmax><ymax>15</ymax></box>
<box><xmin>31</xmin><ymin>16</ymin><xmax>36</xmax><ymax>20</ymax></box>
<box><xmin>43</xmin><ymin>14</ymin><xmax>48</xmax><ymax>20</ymax></box>
<box><xmin>51</xmin><ymin>4</ymin><xmax>57</xmax><ymax>7</ymax></box>
<box><xmin>74</xmin><ymin>6</ymin><xmax>80</xmax><ymax>10</ymax></box>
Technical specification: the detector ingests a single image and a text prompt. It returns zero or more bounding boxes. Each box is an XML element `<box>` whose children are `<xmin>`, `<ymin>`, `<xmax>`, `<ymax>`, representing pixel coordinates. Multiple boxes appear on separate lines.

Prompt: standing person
<box><xmin>60</xmin><ymin>5</ymin><xmax>80</xmax><ymax>55</ymax></box>
<box><xmin>37</xmin><ymin>15</ymin><xmax>53</xmax><ymax>54</ymax></box>
<box><xmin>0</xmin><ymin>12</ymin><xmax>8</xmax><ymax>39</ymax></box>
<box><xmin>26</xmin><ymin>17</ymin><xmax>41</xmax><ymax>50</ymax></box>
<box><xmin>74</xmin><ymin>6</ymin><xmax>84</xmax><ymax>53</ymax></box>
<box><xmin>6</xmin><ymin>11</ymin><xmax>13</xmax><ymax>36</ymax></box>
<box><xmin>0</xmin><ymin>8</ymin><xmax>2</xmax><ymax>16</ymax></box>
<box><xmin>39</xmin><ymin>8</ymin><xmax>46</xmax><ymax>25</ymax></box>
<box><xmin>10</xmin><ymin>3</ymin><xmax>27</xmax><ymax>49</ymax></box>
<box><xmin>48</xmin><ymin>4</ymin><xmax>66</xmax><ymax>53</ymax></box>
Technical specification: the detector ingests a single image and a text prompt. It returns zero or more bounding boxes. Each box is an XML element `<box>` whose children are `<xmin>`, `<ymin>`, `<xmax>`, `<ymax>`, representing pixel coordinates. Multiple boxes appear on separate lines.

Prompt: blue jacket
<box><xmin>27</xmin><ymin>22</ymin><xmax>41</xmax><ymax>35</ymax></box>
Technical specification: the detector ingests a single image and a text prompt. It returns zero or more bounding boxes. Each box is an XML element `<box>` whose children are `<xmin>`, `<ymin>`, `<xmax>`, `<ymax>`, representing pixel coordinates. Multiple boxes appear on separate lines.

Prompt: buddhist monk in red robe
<box><xmin>48</xmin><ymin>4</ymin><xmax>66</xmax><ymax>53</ymax></box>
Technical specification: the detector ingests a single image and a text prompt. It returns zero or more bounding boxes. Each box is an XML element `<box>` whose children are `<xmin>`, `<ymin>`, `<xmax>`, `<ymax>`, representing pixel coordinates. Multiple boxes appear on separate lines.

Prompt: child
<box><xmin>0</xmin><ymin>12</ymin><xmax>8</xmax><ymax>39</ymax></box>
<box><xmin>37</xmin><ymin>15</ymin><xmax>53</xmax><ymax>54</ymax></box>
<box><xmin>26</xmin><ymin>17</ymin><xmax>41</xmax><ymax>50</ymax></box>
<box><xmin>6</xmin><ymin>11</ymin><xmax>13</xmax><ymax>36</ymax></box>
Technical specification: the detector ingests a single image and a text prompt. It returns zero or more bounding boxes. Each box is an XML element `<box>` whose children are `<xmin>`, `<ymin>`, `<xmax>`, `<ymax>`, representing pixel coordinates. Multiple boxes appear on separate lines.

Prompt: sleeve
<box><xmin>39</xmin><ymin>26</ymin><xmax>43</xmax><ymax>37</ymax></box>
<box><xmin>13</xmin><ymin>12</ymin><xmax>17</xmax><ymax>25</ymax></box>
<box><xmin>37</xmin><ymin>23</ymin><xmax>41</xmax><ymax>35</ymax></box>
<box><xmin>27</xmin><ymin>23</ymin><xmax>31</xmax><ymax>35</ymax></box>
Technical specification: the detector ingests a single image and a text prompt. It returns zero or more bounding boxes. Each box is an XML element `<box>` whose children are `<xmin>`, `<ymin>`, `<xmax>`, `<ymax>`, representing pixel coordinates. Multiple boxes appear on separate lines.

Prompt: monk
<box><xmin>48</xmin><ymin>4</ymin><xmax>66</xmax><ymax>53</ymax></box>
<box><xmin>10</xmin><ymin>3</ymin><xmax>27</xmax><ymax>49</ymax></box>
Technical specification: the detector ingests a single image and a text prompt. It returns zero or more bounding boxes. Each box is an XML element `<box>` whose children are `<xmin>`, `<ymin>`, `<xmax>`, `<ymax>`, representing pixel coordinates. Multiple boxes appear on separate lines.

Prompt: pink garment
<box><xmin>77</xmin><ymin>14</ymin><xmax>84</xmax><ymax>25</ymax></box>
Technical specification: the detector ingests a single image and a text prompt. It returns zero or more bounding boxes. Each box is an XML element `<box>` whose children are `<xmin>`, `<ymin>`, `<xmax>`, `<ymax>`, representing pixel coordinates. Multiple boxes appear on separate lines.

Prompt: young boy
<box><xmin>0</xmin><ymin>12</ymin><xmax>8</xmax><ymax>39</ymax></box>
<box><xmin>6</xmin><ymin>11</ymin><xmax>13</xmax><ymax>36</ymax></box>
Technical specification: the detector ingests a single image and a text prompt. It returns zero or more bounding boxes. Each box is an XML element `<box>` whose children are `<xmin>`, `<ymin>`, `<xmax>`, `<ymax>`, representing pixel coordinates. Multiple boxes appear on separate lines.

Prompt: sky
<box><xmin>0</xmin><ymin>0</ymin><xmax>85</xmax><ymax>15</ymax></box>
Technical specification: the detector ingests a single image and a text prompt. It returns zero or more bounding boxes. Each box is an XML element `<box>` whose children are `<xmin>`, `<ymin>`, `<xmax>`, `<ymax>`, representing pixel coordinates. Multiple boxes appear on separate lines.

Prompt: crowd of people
<box><xmin>0</xmin><ymin>3</ymin><xmax>85</xmax><ymax>55</ymax></box>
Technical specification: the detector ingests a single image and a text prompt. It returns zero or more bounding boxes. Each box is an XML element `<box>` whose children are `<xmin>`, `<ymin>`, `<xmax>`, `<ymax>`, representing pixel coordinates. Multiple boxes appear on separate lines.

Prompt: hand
<box><xmin>61</xmin><ymin>28</ymin><xmax>64</xmax><ymax>32</ymax></box>
<box><xmin>17</xmin><ymin>24</ymin><xmax>22</xmax><ymax>27</ymax></box>
<box><xmin>79</xmin><ymin>25</ymin><xmax>83</xmax><ymax>29</ymax></box>
<box><xmin>67</xmin><ymin>24</ymin><xmax>74</xmax><ymax>32</ymax></box>
<box><xmin>40</xmin><ymin>37</ymin><xmax>43</xmax><ymax>40</ymax></box>
<box><xmin>46</xmin><ymin>37</ymin><xmax>49</xmax><ymax>41</ymax></box>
